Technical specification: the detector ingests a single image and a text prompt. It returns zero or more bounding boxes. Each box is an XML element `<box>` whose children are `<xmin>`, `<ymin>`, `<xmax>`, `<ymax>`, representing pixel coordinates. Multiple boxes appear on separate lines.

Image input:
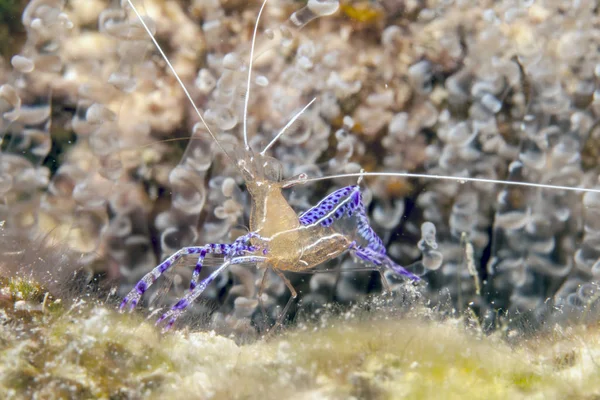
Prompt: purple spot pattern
<box><xmin>120</xmin><ymin>232</ymin><xmax>264</xmax><ymax>313</ymax></box>
<box><xmin>135</xmin><ymin>280</ymin><xmax>148</xmax><ymax>294</ymax></box>
<box><xmin>189</xmin><ymin>232</ymin><xmax>262</xmax><ymax>290</ymax></box>
<box><xmin>299</xmin><ymin>186</ymin><xmax>354</xmax><ymax>226</ymax></box>
<box><xmin>349</xmin><ymin>242</ymin><xmax>420</xmax><ymax>281</ymax></box>
<box><xmin>299</xmin><ymin>185</ymin><xmax>385</xmax><ymax>252</ymax></box>
<box><xmin>156</xmin><ymin>254</ymin><xmax>267</xmax><ymax>331</ymax></box>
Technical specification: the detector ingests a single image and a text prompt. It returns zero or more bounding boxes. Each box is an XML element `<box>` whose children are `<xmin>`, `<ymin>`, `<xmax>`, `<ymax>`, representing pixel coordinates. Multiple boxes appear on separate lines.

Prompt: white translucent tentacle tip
<box><xmin>307</xmin><ymin>0</ymin><xmax>340</xmax><ymax>16</ymax></box>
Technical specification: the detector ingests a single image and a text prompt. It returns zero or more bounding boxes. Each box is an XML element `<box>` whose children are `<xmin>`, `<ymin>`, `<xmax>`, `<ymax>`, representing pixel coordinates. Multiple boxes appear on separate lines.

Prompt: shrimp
<box><xmin>119</xmin><ymin>0</ymin><xmax>423</xmax><ymax>332</ymax></box>
<box><xmin>118</xmin><ymin>0</ymin><xmax>600</xmax><ymax>333</ymax></box>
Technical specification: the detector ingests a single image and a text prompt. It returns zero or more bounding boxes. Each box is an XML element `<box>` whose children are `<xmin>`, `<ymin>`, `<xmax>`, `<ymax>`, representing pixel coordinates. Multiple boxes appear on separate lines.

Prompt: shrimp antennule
<box><xmin>124</xmin><ymin>0</ymin><xmax>232</xmax><ymax>160</ymax></box>
<box><xmin>244</xmin><ymin>0</ymin><xmax>269</xmax><ymax>151</ymax></box>
<box><xmin>260</xmin><ymin>97</ymin><xmax>317</xmax><ymax>156</ymax></box>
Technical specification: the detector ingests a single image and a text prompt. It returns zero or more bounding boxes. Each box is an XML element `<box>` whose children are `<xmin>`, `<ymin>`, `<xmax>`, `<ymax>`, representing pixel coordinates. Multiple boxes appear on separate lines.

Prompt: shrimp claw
<box><xmin>300</xmin><ymin>185</ymin><xmax>421</xmax><ymax>282</ymax></box>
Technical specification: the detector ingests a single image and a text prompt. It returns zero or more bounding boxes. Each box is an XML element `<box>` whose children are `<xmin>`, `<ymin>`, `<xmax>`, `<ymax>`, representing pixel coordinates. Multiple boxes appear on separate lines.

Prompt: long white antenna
<box><xmin>124</xmin><ymin>0</ymin><xmax>231</xmax><ymax>159</ymax></box>
<box><xmin>243</xmin><ymin>0</ymin><xmax>269</xmax><ymax>151</ymax></box>
<box><xmin>260</xmin><ymin>97</ymin><xmax>316</xmax><ymax>156</ymax></box>
<box><xmin>285</xmin><ymin>171</ymin><xmax>600</xmax><ymax>194</ymax></box>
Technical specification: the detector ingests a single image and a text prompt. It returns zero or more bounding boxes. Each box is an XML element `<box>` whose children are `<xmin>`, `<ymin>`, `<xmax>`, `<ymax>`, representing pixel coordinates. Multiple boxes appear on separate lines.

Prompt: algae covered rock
<box><xmin>2</xmin><ymin>276</ymin><xmax>600</xmax><ymax>400</ymax></box>
<box><xmin>0</xmin><ymin>283</ymin><xmax>241</xmax><ymax>399</ymax></box>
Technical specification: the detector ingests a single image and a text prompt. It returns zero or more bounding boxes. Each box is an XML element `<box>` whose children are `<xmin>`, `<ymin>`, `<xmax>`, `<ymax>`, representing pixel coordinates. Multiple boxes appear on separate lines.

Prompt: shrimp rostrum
<box><xmin>119</xmin><ymin>0</ymin><xmax>421</xmax><ymax>331</ymax></box>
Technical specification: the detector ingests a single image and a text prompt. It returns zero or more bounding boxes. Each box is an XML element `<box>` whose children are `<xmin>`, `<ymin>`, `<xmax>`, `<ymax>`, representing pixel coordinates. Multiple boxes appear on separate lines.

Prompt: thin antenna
<box><xmin>260</xmin><ymin>97</ymin><xmax>316</xmax><ymax>156</ymax></box>
<box><xmin>285</xmin><ymin>171</ymin><xmax>600</xmax><ymax>194</ymax></box>
<box><xmin>244</xmin><ymin>0</ymin><xmax>269</xmax><ymax>151</ymax></box>
<box><xmin>124</xmin><ymin>0</ymin><xmax>231</xmax><ymax>159</ymax></box>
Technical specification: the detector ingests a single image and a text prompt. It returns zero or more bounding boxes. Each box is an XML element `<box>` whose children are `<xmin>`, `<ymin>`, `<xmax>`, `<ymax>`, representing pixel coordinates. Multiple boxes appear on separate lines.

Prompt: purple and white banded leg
<box><xmin>188</xmin><ymin>232</ymin><xmax>264</xmax><ymax>291</ymax></box>
<box><xmin>119</xmin><ymin>232</ymin><xmax>264</xmax><ymax>311</ymax></box>
<box><xmin>349</xmin><ymin>242</ymin><xmax>421</xmax><ymax>282</ymax></box>
<box><xmin>120</xmin><ymin>246</ymin><xmax>209</xmax><ymax>311</ymax></box>
<box><xmin>300</xmin><ymin>185</ymin><xmax>420</xmax><ymax>283</ymax></box>
<box><xmin>157</xmin><ymin>255</ymin><xmax>267</xmax><ymax>331</ymax></box>
<box><xmin>299</xmin><ymin>185</ymin><xmax>384</xmax><ymax>252</ymax></box>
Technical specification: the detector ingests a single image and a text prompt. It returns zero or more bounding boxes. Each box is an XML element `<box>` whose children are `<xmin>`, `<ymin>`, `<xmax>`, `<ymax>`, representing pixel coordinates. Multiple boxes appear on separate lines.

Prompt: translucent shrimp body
<box><xmin>242</xmin><ymin>154</ymin><xmax>350</xmax><ymax>272</ymax></box>
<box><xmin>121</xmin><ymin>146</ymin><xmax>419</xmax><ymax>330</ymax></box>
<box><xmin>119</xmin><ymin>0</ymin><xmax>420</xmax><ymax>332</ymax></box>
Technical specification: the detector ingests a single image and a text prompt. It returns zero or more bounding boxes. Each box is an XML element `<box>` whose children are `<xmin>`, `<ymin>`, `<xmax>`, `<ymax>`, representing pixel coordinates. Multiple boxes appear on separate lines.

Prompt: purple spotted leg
<box><xmin>300</xmin><ymin>185</ymin><xmax>420</xmax><ymax>284</ymax></box>
<box><xmin>157</xmin><ymin>255</ymin><xmax>267</xmax><ymax>331</ymax></box>
<box><xmin>349</xmin><ymin>242</ymin><xmax>421</xmax><ymax>283</ymax></box>
<box><xmin>120</xmin><ymin>246</ymin><xmax>207</xmax><ymax>311</ymax></box>
<box><xmin>299</xmin><ymin>185</ymin><xmax>384</xmax><ymax>253</ymax></box>
<box><xmin>188</xmin><ymin>232</ymin><xmax>264</xmax><ymax>291</ymax></box>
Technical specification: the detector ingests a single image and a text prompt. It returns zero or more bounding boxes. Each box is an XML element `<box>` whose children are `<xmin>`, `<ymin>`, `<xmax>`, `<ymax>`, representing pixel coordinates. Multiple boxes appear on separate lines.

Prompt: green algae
<box><xmin>2</xmin><ymin>277</ymin><xmax>600</xmax><ymax>399</ymax></box>
<box><xmin>7</xmin><ymin>277</ymin><xmax>44</xmax><ymax>302</ymax></box>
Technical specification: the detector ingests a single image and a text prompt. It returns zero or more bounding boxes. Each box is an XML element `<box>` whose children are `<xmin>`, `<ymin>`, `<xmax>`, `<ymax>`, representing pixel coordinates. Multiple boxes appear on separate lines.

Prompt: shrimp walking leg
<box><xmin>257</xmin><ymin>268</ymin><xmax>269</xmax><ymax>322</ymax></box>
<box><xmin>189</xmin><ymin>232</ymin><xmax>264</xmax><ymax>290</ymax></box>
<box><xmin>299</xmin><ymin>185</ymin><xmax>416</xmax><ymax>280</ymax></box>
<box><xmin>157</xmin><ymin>256</ymin><xmax>267</xmax><ymax>331</ymax></box>
<box><xmin>299</xmin><ymin>185</ymin><xmax>384</xmax><ymax>252</ymax></box>
<box><xmin>120</xmin><ymin>233</ymin><xmax>265</xmax><ymax>311</ymax></box>
<box><xmin>269</xmin><ymin>268</ymin><xmax>298</xmax><ymax>334</ymax></box>
<box><xmin>349</xmin><ymin>242</ymin><xmax>421</xmax><ymax>282</ymax></box>
<box><xmin>120</xmin><ymin>246</ymin><xmax>210</xmax><ymax>311</ymax></box>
